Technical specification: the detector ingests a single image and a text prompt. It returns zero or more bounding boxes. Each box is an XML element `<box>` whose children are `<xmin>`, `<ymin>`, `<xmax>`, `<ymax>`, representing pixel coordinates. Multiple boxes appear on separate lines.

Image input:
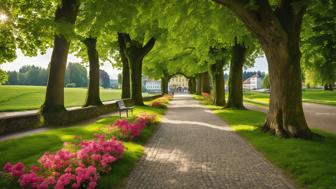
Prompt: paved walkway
<box><xmin>126</xmin><ymin>94</ymin><xmax>294</xmax><ymax>189</ymax></box>
<box><xmin>245</xmin><ymin>102</ymin><xmax>336</xmax><ymax>134</ymax></box>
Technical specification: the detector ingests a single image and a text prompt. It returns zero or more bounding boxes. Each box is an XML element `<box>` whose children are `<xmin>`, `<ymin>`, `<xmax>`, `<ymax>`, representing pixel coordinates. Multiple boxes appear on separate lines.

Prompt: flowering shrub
<box><xmin>149</xmin><ymin>95</ymin><xmax>173</xmax><ymax>108</ymax></box>
<box><xmin>113</xmin><ymin>119</ymin><xmax>145</xmax><ymax>140</ymax></box>
<box><xmin>136</xmin><ymin>113</ymin><xmax>157</xmax><ymax>124</ymax></box>
<box><xmin>3</xmin><ymin>135</ymin><xmax>124</xmax><ymax>189</ymax></box>
<box><xmin>149</xmin><ymin>101</ymin><xmax>165</xmax><ymax>108</ymax></box>
<box><xmin>163</xmin><ymin>94</ymin><xmax>173</xmax><ymax>100</ymax></box>
<box><xmin>112</xmin><ymin>113</ymin><xmax>156</xmax><ymax>140</ymax></box>
<box><xmin>202</xmin><ymin>92</ymin><xmax>212</xmax><ymax>101</ymax></box>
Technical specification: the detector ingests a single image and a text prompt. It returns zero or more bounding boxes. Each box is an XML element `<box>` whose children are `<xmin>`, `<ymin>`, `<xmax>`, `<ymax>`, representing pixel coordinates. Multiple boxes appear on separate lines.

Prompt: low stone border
<box><xmin>0</xmin><ymin>95</ymin><xmax>162</xmax><ymax>136</ymax></box>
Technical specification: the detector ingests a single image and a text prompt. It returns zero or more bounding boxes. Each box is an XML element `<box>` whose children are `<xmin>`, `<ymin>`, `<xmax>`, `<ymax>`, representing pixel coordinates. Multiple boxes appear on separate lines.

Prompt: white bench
<box><xmin>117</xmin><ymin>100</ymin><xmax>134</xmax><ymax>117</ymax></box>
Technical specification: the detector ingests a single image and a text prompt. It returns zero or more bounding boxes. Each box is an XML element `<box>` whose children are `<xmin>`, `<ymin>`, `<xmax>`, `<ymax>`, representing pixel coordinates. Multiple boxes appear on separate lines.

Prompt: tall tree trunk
<box><xmin>226</xmin><ymin>40</ymin><xmax>246</xmax><ymax>109</ymax></box>
<box><xmin>202</xmin><ymin>72</ymin><xmax>211</xmax><ymax>94</ymax></box>
<box><xmin>196</xmin><ymin>74</ymin><xmax>202</xmax><ymax>95</ymax></box>
<box><xmin>213</xmin><ymin>0</ymin><xmax>313</xmax><ymax>138</ymax></box>
<box><xmin>124</xmin><ymin>35</ymin><xmax>156</xmax><ymax>105</ymax></box>
<box><xmin>188</xmin><ymin>77</ymin><xmax>196</xmax><ymax>94</ymax></box>
<box><xmin>83</xmin><ymin>37</ymin><xmax>102</xmax><ymax>107</ymax></box>
<box><xmin>209</xmin><ymin>60</ymin><xmax>225</xmax><ymax>106</ymax></box>
<box><xmin>263</xmin><ymin>40</ymin><xmax>311</xmax><ymax>138</ymax></box>
<box><xmin>324</xmin><ymin>83</ymin><xmax>334</xmax><ymax>91</ymax></box>
<box><xmin>41</xmin><ymin>0</ymin><xmax>79</xmax><ymax>113</ymax></box>
<box><xmin>128</xmin><ymin>56</ymin><xmax>143</xmax><ymax>105</ymax></box>
<box><xmin>118</xmin><ymin>33</ymin><xmax>130</xmax><ymax>99</ymax></box>
<box><xmin>161</xmin><ymin>75</ymin><xmax>169</xmax><ymax>95</ymax></box>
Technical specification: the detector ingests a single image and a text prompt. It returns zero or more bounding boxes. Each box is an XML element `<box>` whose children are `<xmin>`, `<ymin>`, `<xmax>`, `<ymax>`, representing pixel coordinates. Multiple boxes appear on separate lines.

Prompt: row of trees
<box><xmin>3</xmin><ymin>64</ymin><xmax>111</xmax><ymax>88</ymax></box>
<box><xmin>1</xmin><ymin>0</ymin><xmax>334</xmax><ymax>139</ymax></box>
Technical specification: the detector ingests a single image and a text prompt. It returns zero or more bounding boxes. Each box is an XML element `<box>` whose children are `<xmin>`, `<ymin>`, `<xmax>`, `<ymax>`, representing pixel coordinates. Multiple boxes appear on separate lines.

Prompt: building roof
<box><xmin>243</xmin><ymin>74</ymin><xmax>261</xmax><ymax>84</ymax></box>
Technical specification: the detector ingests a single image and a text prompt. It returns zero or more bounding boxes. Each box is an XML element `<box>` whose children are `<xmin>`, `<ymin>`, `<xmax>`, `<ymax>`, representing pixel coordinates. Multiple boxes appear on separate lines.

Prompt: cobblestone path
<box><xmin>126</xmin><ymin>94</ymin><xmax>295</xmax><ymax>189</ymax></box>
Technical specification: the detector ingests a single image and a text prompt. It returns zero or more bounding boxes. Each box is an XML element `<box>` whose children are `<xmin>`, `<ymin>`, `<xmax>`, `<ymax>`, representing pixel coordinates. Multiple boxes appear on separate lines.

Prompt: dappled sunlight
<box><xmin>231</xmin><ymin>124</ymin><xmax>259</xmax><ymax>132</ymax></box>
<box><xmin>59</xmin><ymin>134</ymin><xmax>75</xmax><ymax>140</ymax></box>
<box><xmin>161</xmin><ymin>118</ymin><xmax>233</xmax><ymax>132</ymax></box>
<box><xmin>168</xmin><ymin>104</ymin><xmax>203</xmax><ymax>108</ymax></box>
<box><xmin>144</xmin><ymin>147</ymin><xmax>213</xmax><ymax>174</ymax></box>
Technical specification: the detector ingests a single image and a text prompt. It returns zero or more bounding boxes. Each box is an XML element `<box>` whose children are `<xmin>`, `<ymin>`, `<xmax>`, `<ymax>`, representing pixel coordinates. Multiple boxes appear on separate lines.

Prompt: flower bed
<box><xmin>2</xmin><ymin>113</ymin><xmax>157</xmax><ymax>189</ymax></box>
<box><xmin>202</xmin><ymin>92</ymin><xmax>212</xmax><ymax>102</ymax></box>
<box><xmin>148</xmin><ymin>95</ymin><xmax>173</xmax><ymax>108</ymax></box>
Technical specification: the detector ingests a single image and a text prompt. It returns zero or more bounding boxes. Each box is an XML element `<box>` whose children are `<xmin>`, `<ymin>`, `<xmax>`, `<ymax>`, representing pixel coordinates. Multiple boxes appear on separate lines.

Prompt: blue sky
<box><xmin>0</xmin><ymin>49</ymin><xmax>268</xmax><ymax>79</ymax></box>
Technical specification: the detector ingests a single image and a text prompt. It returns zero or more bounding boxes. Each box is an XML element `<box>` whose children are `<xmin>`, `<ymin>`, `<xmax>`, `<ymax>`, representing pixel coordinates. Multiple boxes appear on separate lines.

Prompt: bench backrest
<box><xmin>117</xmin><ymin>100</ymin><xmax>126</xmax><ymax>108</ymax></box>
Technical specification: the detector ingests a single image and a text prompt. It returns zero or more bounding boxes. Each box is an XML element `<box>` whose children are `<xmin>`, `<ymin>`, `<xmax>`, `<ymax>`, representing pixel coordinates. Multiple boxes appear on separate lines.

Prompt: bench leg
<box><xmin>126</xmin><ymin>110</ymin><xmax>128</xmax><ymax>118</ymax></box>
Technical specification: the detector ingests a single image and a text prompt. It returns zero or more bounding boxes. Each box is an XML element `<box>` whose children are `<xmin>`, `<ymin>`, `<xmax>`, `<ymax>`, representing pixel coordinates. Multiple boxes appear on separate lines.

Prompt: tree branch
<box><xmin>141</xmin><ymin>37</ymin><xmax>156</xmax><ymax>56</ymax></box>
<box><xmin>212</xmin><ymin>0</ymin><xmax>286</xmax><ymax>42</ymax></box>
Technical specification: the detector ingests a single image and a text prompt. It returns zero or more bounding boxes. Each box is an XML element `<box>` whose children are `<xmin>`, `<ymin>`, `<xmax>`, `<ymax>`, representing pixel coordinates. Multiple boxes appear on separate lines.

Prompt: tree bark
<box><xmin>161</xmin><ymin>75</ymin><xmax>169</xmax><ymax>95</ymax></box>
<box><xmin>196</xmin><ymin>74</ymin><xmax>202</xmax><ymax>95</ymax></box>
<box><xmin>226</xmin><ymin>40</ymin><xmax>246</xmax><ymax>109</ymax></box>
<box><xmin>213</xmin><ymin>0</ymin><xmax>313</xmax><ymax>138</ymax></box>
<box><xmin>41</xmin><ymin>0</ymin><xmax>79</xmax><ymax>113</ymax></box>
<box><xmin>128</xmin><ymin>56</ymin><xmax>143</xmax><ymax>105</ymax></box>
<box><xmin>209</xmin><ymin>61</ymin><xmax>226</xmax><ymax>106</ymax></box>
<box><xmin>324</xmin><ymin>83</ymin><xmax>334</xmax><ymax>91</ymax></box>
<box><xmin>118</xmin><ymin>33</ymin><xmax>131</xmax><ymax>99</ymax></box>
<box><xmin>188</xmin><ymin>77</ymin><xmax>196</xmax><ymax>94</ymax></box>
<box><xmin>83</xmin><ymin>37</ymin><xmax>102</xmax><ymax>107</ymax></box>
<box><xmin>202</xmin><ymin>72</ymin><xmax>211</xmax><ymax>94</ymax></box>
<box><xmin>124</xmin><ymin>35</ymin><xmax>156</xmax><ymax>105</ymax></box>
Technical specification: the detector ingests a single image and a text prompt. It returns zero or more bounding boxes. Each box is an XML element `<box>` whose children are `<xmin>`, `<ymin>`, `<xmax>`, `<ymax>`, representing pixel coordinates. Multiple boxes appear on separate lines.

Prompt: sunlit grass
<box><xmin>244</xmin><ymin>90</ymin><xmax>336</xmax><ymax>106</ymax></box>
<box><xmin>0</xmin><ymin>85</ymin><xmax>158</xmax><ymax>111</ymax></box>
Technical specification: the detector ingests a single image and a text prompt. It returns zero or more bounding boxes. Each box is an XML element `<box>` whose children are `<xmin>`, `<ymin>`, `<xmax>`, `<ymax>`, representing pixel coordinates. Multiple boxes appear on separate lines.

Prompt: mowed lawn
<box><xmin>0</xmin><ymin>85</ymin><xmax>156</xmax><ymax>112</ymax></box>
<box><xmin>244</xmin><ymin>89</ymin><xmax>336</xmax><ymax>106</ymax></box>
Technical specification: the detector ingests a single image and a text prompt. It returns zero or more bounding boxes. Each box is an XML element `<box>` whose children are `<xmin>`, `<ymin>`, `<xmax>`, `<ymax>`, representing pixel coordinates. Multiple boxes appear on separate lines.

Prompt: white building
<box><xmin>169</xmin><ymin>75</ymin><xmax>189</xmax><ymax>92</ymax></box>
<box><xmin>144</xmin><ymin>79</ymin><xmax>161</xmax><ymax>93</ymax></box>
<box><xmin>243</xmin><ymin>74</ymin><xmax>262</xmax><ymax>90</ymax></box>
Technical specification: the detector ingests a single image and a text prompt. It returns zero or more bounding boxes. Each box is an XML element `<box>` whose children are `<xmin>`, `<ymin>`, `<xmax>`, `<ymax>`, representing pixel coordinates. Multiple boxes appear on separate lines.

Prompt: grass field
<box><xmin>193</xmin><ymin>95</ymin><xmax>336</xmax><ymax>189</ymax></box>
<box><xmin>0</xmin><ymin>85</ymin><xmax>156</xmax><ymax>112</ymax></box>
<box><xmin>0</xmin><ymin>103</ymin><xmax>166</xmax><ymax>188</ymax></box>
<box><xmin>244</xmin><ymin>89</ymin><xmax>336</xmax><ymax>106</ymax></box>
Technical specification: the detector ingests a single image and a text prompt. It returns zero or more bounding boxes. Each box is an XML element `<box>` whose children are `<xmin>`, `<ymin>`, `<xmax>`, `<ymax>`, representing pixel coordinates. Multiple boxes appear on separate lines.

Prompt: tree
<box><xmin>41</xmin><ymin>0</ymin><xmax>80</xmax><ymax>114</ymax></box>
<box><xmin>226</xmin><ymin>39</ymin><xmax>246</xmax><ymax>109</ymax></box>
<box><xmin>213</xmin><ymin>0</ymin><xmax>313</xmax><ymax>138</ymax></box>
<box><xmin>201</xmin><ymin>72</ymin><xmax>211</xmax><ymax>94</ymax></box>
<box><xmin>99</xmin><ymin>70</ymin><xmax>110</xmax><ymax>89</ymax></box>
<box><xmin>117</xmin><ymin>73</ymin><xmax>122</xmax><ymax>89</ymax></box>
<box><xmin>83</xmin><ymin>37</ymin><xmax>102</xmax><ymax>106</ymax></box>
<box><xmin>301</xmin><ymin>0</ymin><xmax>336</xmax><ymax>91</ymax></box>
<box><xmin>0</xmin><ymin>69</ymin><xmax>8</xmax><ymax>84</ymax></box>
<box><xmin>196</xmin><ymin>73</ymin><xmax>202</xmax><ymax>95</ymax></box>
<box><xmin>6</xmin><ymin>71</ymin><xmax>18</xmax><ymax>85</ymax></box>
<box><xmin>122</xmin><ymin>34</ymin><xmax>156</xmax><ymax>105</ymax></box>
<box><xmin>263</xmin><ymin>74</ymin><xmax>270</xmax><ymax>89</ymax></box>
<box><xmin>208</xmin><ymin>46</ymin><xmax>228</xmax><ymax>106</ymax></box>
<box><xmin>188</xmin><ymin>77</ymin><xmax>196</xmax><ymax>94</ymax></box>
<box><xmin>118</xmin><ymin>33</ymin><xmax>131</xmax><ymax>99</ymax></box>
<box><xmin>64</xmin><ymin>63</ymin><xmax>88</xmax><ymax>88</ymax></box>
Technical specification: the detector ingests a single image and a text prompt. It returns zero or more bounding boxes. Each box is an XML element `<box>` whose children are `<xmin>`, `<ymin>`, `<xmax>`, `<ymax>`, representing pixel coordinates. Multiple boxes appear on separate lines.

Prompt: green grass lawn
<box><xmin>193</xmin><ymin>95</ymin><xmax>336</xmax><ymax>189</ymax></box>
<box><xmin>0</xmin><ymin>103</ymin><xmax>165</xmax><ymax>188</ymax></box>
<box><xmin>244</xmin><ymin>89</ymin><xmax>336</xmax><ymax>106</ymax></box>
<box><xmin>0</xmin><ymin>85</ymin><xmax>156</xmax><ymax>112</ymax></box>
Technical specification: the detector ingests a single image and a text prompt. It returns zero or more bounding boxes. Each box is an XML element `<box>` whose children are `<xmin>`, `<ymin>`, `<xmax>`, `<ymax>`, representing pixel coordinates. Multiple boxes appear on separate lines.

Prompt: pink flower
<box><xmin>3</xmin><ymin>162</ymin><xmax>13</xmax><ymax>172</ymax></box>
<box><xmin>3</xmin><ymin>162</ymin><xmax>25</xmax><ymax>177</ymax></box>
<box><xmin>31</xmin><ymin>165</ymin><xmax>40</xmax><ymax>173</ymax></box>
